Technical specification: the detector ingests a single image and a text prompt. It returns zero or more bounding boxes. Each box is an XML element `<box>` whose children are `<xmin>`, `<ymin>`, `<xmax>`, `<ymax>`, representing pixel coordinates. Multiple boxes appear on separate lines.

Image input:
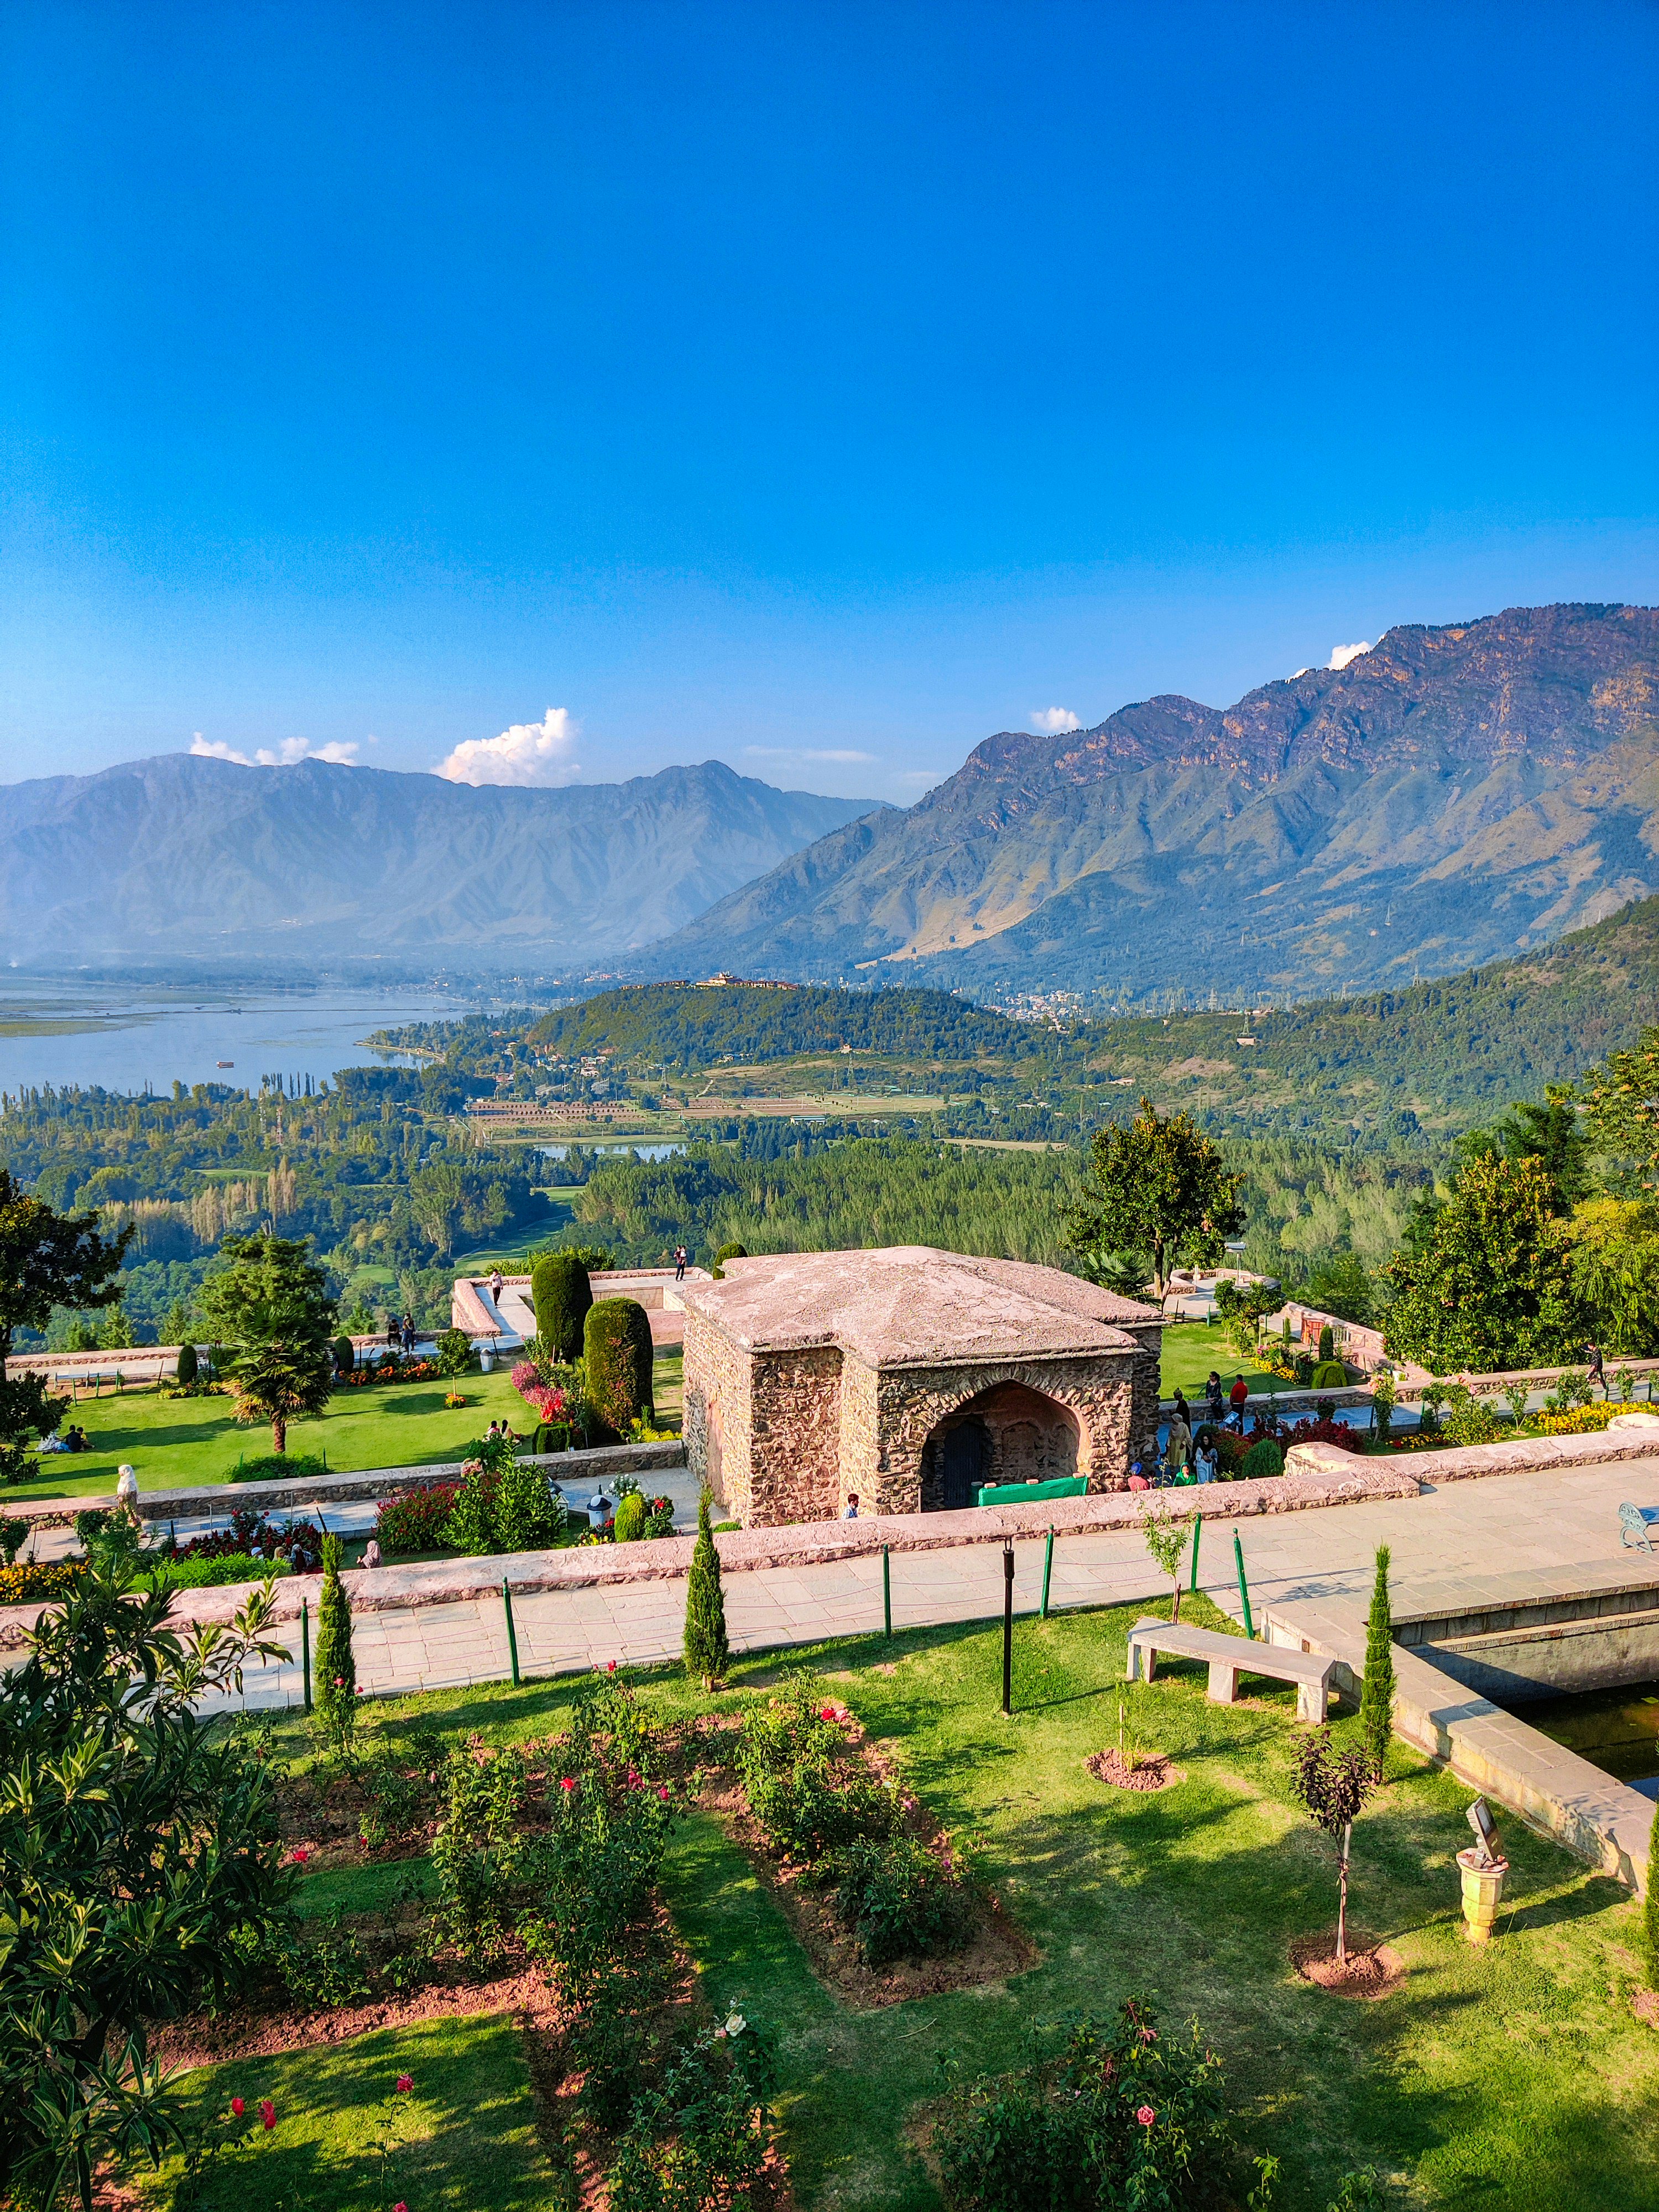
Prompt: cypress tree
<box><xmin>1645</xmin><ymin>1863</ymin><xmax>1659</xmax><ymax>1991</ymax></box>
<box><xmin>531</xmin><ymin>1251</ymin><xmax>592</xmax><ymax>1364</ymax></box>
<box><xmin>1359</xmin><ymin>1543</ymin><xmax>1395</xmax><ymax>1781</ymax></box>
<box><xmin>683</xmin><ymin>1487</ymin><xmax>729</xmax><ymax>1690</ymax></box>
<box><xmin>314</xmin><ymin>1532</ymin><xmax>357</xmax><ymax>1746</ymax></box>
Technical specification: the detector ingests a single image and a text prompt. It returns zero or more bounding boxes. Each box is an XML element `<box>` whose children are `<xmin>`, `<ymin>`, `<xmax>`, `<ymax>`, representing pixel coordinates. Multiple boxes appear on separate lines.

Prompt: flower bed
<box><xmin>0</xmin><ymin>1558</ymin><xmax>84</xmax><ymax>1606</ymax></box>
<box><xmin>374</xmin><ymin>1481</ymin><xmax>462</xmax><ymax>1553</ymax></box>
<box><xmin>707</xmin><ymin>1676</ymin><xmax>1031</xmax><ymax>2006</ymax></box>
<box><xmin>337</xmin><ymin>1356</ymin><xmax>443</xmax><ymax>1387</ymax></box>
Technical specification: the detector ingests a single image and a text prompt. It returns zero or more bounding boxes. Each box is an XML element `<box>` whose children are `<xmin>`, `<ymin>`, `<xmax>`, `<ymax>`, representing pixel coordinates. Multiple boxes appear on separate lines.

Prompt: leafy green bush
<box><xmin>175</xmin><ymin>1338</ymin><xmax>199</xmax><ymax>1386</ymax></box>
<box><xmin>711</xmin><ymin>1239</ymin><xmax>750</xmax><ymax>1281</ymax></box>
<box><xmin>493</xmin><ymin>1456</ymin><xmax>568</xmax><ymax>1552</ymax></box>
<box><xmin>144</xmin><ymin>1552</ymin><xmax>289</xmax><ymax>1590</ymax></box>
<box><xmin>1239</xmin><ymin>1438</ymin><xmax>1284</xmax><ymax>1481</ymax></box>
<box><xmin>1444</xmin><ymin>1384</ymin><xmax>1503</xmax><ymax>1447</ymax></box>
<box><xmin>435</xmin><ymin>1325</ymin><xmax>474</xmax><ymax>1376</ymax></box>
<box><xmin>935</xmin><ymin>2000</ymin><xmax>1236</xmax><ymax>2212</ymax></box>
<box><xmin>584</xmin><ymin>1296</ymin><xmax>654</xmax><ymax>1442</ymax></box>
<box><xmin>333</xmin><ymin>1333</ymin><xmax>354</xmax><ymax>1375</ymax></box>
<box><xmin>613</xmin><ymin>1491</ymin><xmax>647</xmax><ymax>1543</ymax></box>
<box><xmin>375</xmin><ymin>1480</ymin><xmax>461</xmax><ymax>1553</ymax></box>
<box><xmin>1317</xmin><ymin>1323</ymin><xmax>1335</xmax><ymax>1363</ymax></box>
<box><xmin>441</xmin><ymin>1457</ymin><xmax>503</xmax><ymax>1555</ymax></box>
<box><xmin>431</xmin><ymin>1740</ymin><xmax>531</xmax><ymax>1965</ymax></box>
<box><xmin>825</xmin><ymin>1831</ymin><xmax>970</xmax><ymax>1965</ymax></box>
<box><xmin>1310</xmin><ymin>1359</ymin><xmax>1348</xmax><ymax>1389</ymax></box>
<box><xmin>604</xmin><ymin>2016</ymin><xmax>779</xmax><ymax>2212</ymax></box>
<box><xmin>737</xmin><ymin>1677</ymin><xmax>895</xmax><ymax>1859</ymax></box>
<box><xmin>229</xmin><ymin>1450</ymin><xmax>329</xmax><ymax>1484</ymax></box>
<box><xmin>0</xmin><ymin>1516</ymin><xmax>25</xmax><ymax>1567</ymax></box>
<box><xmin>532</xmin><ymin>1250</ymin><xmax>592</xmax><ymax>1363</ymax></box>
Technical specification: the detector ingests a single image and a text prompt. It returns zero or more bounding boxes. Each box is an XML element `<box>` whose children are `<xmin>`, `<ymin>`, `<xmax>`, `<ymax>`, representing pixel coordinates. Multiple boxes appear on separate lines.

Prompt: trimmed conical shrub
<box><xmin>1359</xmin><ymin>1544</ymin><xmax>1395</xmax><ymax>1780</ymax></box>
<box><xmin>531</xmin><ymin>1251</ymin><xmax>592</xmax><ymax>1364</ymax></box>
<box><xmin>712</xmin><ymin>1241</ymin><xmax>749</xmax><ymax>1280</ymax></box>
<box><xmin>314</xmin><ymin>1532</ymin><xmax>357</xmax><ymax>1746</ymax></box>
<box><xmin>684</xmin><ymin>1487</ymin><xmax>729</xmax><ymax>1689</ymax></box>
<box><xmin>1645</xmin><ymin>1861</ymin><xmax>1659</xmax><ymax>1990</ymax></box>
<box><xmin>175</xmin><ymin>1339</ymin><xmax>198</xmax><ymax>1387</ymax></box>
<box><xmin>583</xmin><ymin>1297</ymin><xmax>653</xmax><ymax>1442</ymax></box>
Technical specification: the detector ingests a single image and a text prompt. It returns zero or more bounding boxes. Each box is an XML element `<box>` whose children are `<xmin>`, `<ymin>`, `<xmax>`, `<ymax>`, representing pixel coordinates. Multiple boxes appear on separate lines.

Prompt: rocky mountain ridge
<box><xmin>0</xmin><ymin>754</ymin><xmax>884</xmax><ymax>971</ymax></box>
<box><xmin>644</xmin><ymin>602</ymin><xmax>1659</xmax><ymax>999</ymax></box>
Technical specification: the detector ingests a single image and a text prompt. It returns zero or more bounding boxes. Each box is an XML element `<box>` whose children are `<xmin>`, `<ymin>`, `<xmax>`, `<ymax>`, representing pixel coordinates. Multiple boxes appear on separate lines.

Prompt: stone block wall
<box><xmin>871</xmin><ymin>1351</ymin><xmax>1140</xmax><ymax>1509</ymax></box>
<box><xmin>683</xmin><ymin>1310</ymin><xmax>754</xmax><ymax>1517</ymax></box>
<box><xmin>749</xmin><ymin>1345</ymin><xmax>844</xmax><ymax>1523</ymax></box>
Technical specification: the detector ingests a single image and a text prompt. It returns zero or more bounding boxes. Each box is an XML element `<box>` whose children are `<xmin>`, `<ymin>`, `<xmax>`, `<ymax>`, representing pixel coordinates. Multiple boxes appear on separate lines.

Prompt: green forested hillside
<box><xmin>524</xmin><ymin>983</ymin><xmax>1046</xmax><ymax>1067</ymax></box>
<box><xmin>1088</xmin><ymin>894</ymin><xmax>1659</xmax><ymax>1136</ymax></box>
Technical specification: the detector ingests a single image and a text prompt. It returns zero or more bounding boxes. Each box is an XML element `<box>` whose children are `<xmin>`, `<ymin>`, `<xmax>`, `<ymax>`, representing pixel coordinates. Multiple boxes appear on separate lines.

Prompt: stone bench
<box><xmin>1125</xmin><ymin>1615</ymin><xmax>1338</xmax><ymax>1723</ymax></box>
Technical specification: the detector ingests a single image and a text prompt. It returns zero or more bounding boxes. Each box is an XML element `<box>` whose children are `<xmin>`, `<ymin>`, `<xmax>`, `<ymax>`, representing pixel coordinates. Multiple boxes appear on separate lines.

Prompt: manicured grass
<box><xmin>138</xmin><ymin>2015</ymin><xmax>550</xmax><ymax>2210</ymax></box>
<box><xmin>10</xmin><ymin>1341</ymin><xmax>686</xmax><ymax>1502</ymax></box>
<box><xmin>1160</xmin><ymin>1319</ymin><xmax>1280</xmax><ymax>1399</ymax></box>
<box><xmin>252</xmin><ymin>1602</ymin><xmax>1659</xmax><ymax>2212</ymax></box>
<box><xmin>654</xmin><ymin>1342</ymin><xmax>684</xmax><ymax>1426</ymax></box>
<box><xmin>6</xmin><ymin>1373</ymin><xmax>529</xmax><ymax>1503</ymax></box>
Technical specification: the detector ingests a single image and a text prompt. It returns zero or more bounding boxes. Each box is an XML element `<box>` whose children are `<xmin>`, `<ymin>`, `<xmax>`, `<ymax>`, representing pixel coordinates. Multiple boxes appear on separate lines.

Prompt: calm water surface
<box><xmin>0</xmin><ymin>978</ymin><xmax>486</xmax><ymax>1096</ymax></box>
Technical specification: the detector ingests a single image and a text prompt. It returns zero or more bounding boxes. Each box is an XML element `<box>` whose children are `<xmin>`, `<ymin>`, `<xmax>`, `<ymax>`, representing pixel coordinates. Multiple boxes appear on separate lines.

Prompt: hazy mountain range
<box><xmin>3</xmin><ymin>601</ymin><xmax>1656</xmax><ymax>997</ymax></box>
<box><xmin>646</xmin><ymin>601</ymin><xmax>1659</xmax><ymax>1000</ymax></box>
<box><xmin>0</xmin><ymin>754</ymin><xmax>881</xmax><ymax>971</ymax></box>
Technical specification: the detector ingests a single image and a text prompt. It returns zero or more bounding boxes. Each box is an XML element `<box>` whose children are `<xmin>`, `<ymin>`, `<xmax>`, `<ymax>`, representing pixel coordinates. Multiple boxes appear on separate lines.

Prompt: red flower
<box><xmin>259</xmin><ymin>2099</ymin><xmax>276</xmax><ymax>2130</ymax></box>
<box><xmin>396</xmin><ymin>2073</ymin><xmax>414</xmax><ymax>2093</ymax></box>
<box><xmin>560</xmin><ymin>1776</ymin><xmax>576</xmax><ymax>1791</ymax></box>
<box><xmin>658</xmin><ymin>1785</ymin><xmax>670</xmax><ymax>1802</ymax></box>
<box><xmin>393</xmin><ymin>2203</ymin><xmax>408</xmax><ymax>2212</ymax></box>
<box><xmin>289</xmin><ymin>1845</ymin><xmax>310</xmax><ymax>1865</ymax></box>
<box><xmin>607</xmin><ymin>1658</ymin><xmax>617</xmax><ymax>1672</ymax></box>
<box><xmin>229</xmin><ymin>2097</ymin><xmax>245</xmax><ymax>2118</ymax></box>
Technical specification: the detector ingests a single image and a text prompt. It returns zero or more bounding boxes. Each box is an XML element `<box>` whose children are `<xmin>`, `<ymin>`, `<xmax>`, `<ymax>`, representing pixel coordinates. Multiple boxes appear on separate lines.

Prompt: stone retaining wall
<box><xmin>7</xmin><ymin>1439</ymin><xmax>687</xmax><ymax>1528</ymax></box>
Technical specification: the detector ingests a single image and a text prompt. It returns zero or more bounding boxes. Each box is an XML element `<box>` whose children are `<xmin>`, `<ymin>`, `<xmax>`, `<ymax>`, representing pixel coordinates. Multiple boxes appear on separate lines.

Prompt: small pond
<box><xmin>1514</xmin><ymin>1678</ymin><xmax>1659</xmax><ymax>1798</ymax></box>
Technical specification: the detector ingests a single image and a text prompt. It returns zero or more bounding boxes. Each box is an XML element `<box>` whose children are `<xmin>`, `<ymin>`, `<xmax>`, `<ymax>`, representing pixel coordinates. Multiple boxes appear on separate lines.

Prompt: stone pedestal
<box><xmin>1457</xmin><ymin>1848</ymin><xmax>1508</xmax><ymax>1943</ymax></box>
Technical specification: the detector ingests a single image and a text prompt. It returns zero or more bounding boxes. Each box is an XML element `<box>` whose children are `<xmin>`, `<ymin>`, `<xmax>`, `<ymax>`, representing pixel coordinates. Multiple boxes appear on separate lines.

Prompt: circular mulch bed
<box><xmin>1086</xmin><ymin>1747</ymin><xmax>1184</xmax><ymax>1792</ymax></box>
<box><xmin>1290</xmin><ymin>1930</ymin><xmax>1405</xmax><ymax>1999</ymax></box>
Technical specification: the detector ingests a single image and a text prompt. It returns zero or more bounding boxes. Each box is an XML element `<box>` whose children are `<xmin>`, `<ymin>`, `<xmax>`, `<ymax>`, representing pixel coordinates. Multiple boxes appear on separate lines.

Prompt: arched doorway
<box><xmin>920</xmin><ymin>1382</ymin><xmax>1082</xmax><ymax>1510</ymax></box>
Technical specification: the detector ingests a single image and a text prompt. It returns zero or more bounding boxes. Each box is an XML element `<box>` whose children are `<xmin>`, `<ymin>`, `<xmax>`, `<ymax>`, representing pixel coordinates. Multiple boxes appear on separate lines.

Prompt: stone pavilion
<box><xmin>681</xmin><ymin>1246</ymin><xmax>1165</xmax><ymax>1526</ymax></box>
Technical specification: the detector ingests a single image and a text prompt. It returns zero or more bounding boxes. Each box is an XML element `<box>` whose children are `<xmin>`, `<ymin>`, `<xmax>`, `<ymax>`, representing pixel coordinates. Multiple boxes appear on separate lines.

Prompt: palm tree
<box><xmin>231</xmin><ymin>1340</ymin><xmax>336</xmax><ymax>1453</ymax></box>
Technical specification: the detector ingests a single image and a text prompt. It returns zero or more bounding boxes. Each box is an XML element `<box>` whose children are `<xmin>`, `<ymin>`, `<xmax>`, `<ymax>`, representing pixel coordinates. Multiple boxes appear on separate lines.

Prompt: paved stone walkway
<box><xmin>202</xmin><ymin>1452</ymin><xmax>1659</xmax><ymax>1713</ymax></box>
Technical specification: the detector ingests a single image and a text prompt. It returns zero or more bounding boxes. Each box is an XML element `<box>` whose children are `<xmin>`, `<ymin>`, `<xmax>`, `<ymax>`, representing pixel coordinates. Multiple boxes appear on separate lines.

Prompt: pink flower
<box><xmin>230</xmin><ymin>2097</ymin><xmax>245</xmax><ymax>2117</ymax></box>
<box><xmin>396</xmin><ymin>2073</ymin><xmax>414</xmax><ymax>2093</ymax></box>
<box><xmin>259</xmin><ymin>2099</ymin><xmax>276</xmax><ymax>2130</ymax></box>
<box><xmin>658</xmin><ymin>1786</ymin><xmax>670</xmax><ymax>1801</ymax></box>
<box><xmin>393</xmin><ymin>2203</ymin><xmax>408</xmax><ymax>2212</ymax></box>
<box><xmin>1139</xmin><ymin>2027</ymin><xmax>1157</xmax><ymax>2043</ymax></box>
<box><xmin>1136</xmin><ymin>2105</ymin><xmax>1155</xmax><ymax>2127</ymax></box>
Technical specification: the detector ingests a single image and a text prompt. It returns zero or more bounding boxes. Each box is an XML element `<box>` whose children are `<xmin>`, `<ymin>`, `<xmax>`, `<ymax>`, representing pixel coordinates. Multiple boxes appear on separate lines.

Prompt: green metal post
<box><xmin>1190</xmin><ymin>1513</ymin><xmax>1202</xmax><ymax>1594</ymax></box>
<box><xmin>882</xmin><ymin>1544</ymin><xmax>892</xmax><ymax>1638</ymax></box>
<box><xmin>1232</xmin><ymin>1528</ymin><xmax>1255</xmax><ymax>1640</ymax></box>
<box><xmin>300</xmin><ymin>1598</ymin><xmax>312</xmax><ymax>1712</ymax></box>
<box><xmin>502</xmin><ymin>1578</ymin><xmax>521</xmax><ymax>1687</ymax></box>
<box><xmin>1040</xmin><ymin>1526</ymin><xmax>1055</xmax><ymax>1618</ymax></box>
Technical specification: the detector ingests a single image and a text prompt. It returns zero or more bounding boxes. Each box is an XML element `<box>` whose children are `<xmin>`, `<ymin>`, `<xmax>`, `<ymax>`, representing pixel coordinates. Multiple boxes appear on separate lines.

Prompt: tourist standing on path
<box><xmin>1228</xmin><ymin>1374</ymin><xmax>1250</xmax><ymax>1429</ymax></box>
<box><xmin>1164</xmin><ymin>1412</ymin><xmax>1191</xmax><ymax>1481</ymax></box>
<box><xmin>675</xmin><ymin>1245</ymin><xmax>687</xmax><ymax>1282</ymax></box>
<box><xmin>401</xmin><ymin>1311</ymin><xmax>416</xmax><ymax>1355</ymax></box>
<box><xmin>489</xmin><ymin>1268</ymin><xmax>504</xmax><ymax>1306</ymax></box>
<box><xmin>1587</xmin><ymin>1341</ymin><xmax>1606</xmax><ymax>1397</ymax></box>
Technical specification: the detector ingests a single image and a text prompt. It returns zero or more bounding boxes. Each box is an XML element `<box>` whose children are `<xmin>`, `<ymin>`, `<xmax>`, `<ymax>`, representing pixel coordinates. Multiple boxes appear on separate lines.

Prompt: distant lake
<box><xmin>538</xmin><ymin>1142</ymin><xmax>686</xmax><ymax>1163</ymax></box>
<box><xmin>0</xmin><ymin>978</ymin><xmax>486</xmax><ymax>1097</ymax></box>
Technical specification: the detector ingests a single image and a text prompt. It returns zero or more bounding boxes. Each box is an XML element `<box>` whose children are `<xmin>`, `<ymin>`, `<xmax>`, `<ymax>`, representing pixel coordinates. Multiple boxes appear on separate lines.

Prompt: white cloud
<box><xmin>190</xmin><ymin>733</ymin><xmax>359</xmax><ymax>767</ymax></box>
<box><xmin>895</xmin><ymin>769</ymin><xmax>946</xmax><ymax>787</ymax></box>
<box><xmin>434</xmin><ymin>708</ymin><xmax>581</xmax><ymax>787</ymax></box>
<box><xmin>744</xmin><ymin>745</ymin><xmax>878</xmax><ymax>765</ymax></box>
<box><xmin>1327</xmin><ymin>640</ymin><xmax>1373</xmax><ymax>670</ymax></box>
<box><xmin>1031</xmin><ymin>707</ymin><xmax>1082</xmax><ymax>733</ymax></box>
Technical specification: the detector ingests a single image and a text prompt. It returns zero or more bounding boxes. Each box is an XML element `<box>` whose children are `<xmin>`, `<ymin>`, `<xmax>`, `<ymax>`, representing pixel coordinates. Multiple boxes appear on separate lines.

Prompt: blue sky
<box><xmin>3</xmin><ymin>0</ymin><xmax>1656</xmax><ymax>800</ymax></box>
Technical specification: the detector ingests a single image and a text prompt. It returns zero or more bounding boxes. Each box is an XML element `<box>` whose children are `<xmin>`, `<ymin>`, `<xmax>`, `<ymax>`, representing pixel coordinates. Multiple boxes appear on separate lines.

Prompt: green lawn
<box><xmin>1160</xmin><ymin>1318</ymin><xmax>1281</xmax><ymax>1399</ymax></box>
<box><xmin>138</xmin><ymin>2015</ymin><xmax>550</xmax><ymax>2211</ymax></box>
<box><xmin>9</xmin><ymin>1342</ymin><xmax>687</xmax><ymax>1504</ymax></box>
<box><xmin>251</xmin><ymin>1601</ymin><xmax>1659</xmax><ymax>2212</ymax></box>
